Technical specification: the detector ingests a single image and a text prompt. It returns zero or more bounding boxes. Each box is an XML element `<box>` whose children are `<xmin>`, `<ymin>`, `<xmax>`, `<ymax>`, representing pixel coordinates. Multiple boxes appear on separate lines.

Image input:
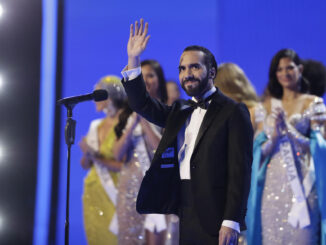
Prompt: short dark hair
<box><xmin>265</xmin><ymin>48</ymin><xmax>309</xmax><ymax>99</ymax></box>
<box><xmin>141</xmin><ymin>59</ymin><xmax>168</xmax><ymax>103</ymax></box>
<box><xmin>302</xmin><ymin>59</ymin><xmax>326</xmax><ymax>97</ymax></box>
<box><xmin>183</xmin><ymin>45</ymin><xmax>218</xmax><ymax>78</ymax></box>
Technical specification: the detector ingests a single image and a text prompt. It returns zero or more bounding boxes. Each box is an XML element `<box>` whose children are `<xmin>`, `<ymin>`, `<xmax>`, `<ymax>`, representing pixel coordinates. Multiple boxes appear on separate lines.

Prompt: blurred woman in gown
<box><xmin>114</xmin><ymin>60</ymin><xmax>177</xmax><ymax>245</ymax></box>
<box><xmin>246</xmin><ymin>49</ymin><xmax>326</xmax><ymax>245</ymax></box>
<box><xmin>79</xmin><ymin>75</ymin><xmax>126</xmax><ymax>245</ymax></box>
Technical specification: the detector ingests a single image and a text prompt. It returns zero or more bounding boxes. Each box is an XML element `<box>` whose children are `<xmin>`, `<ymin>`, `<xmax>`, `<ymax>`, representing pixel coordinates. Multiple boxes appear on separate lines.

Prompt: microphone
<box><xmin>57</xmin><ymin>89</ymin><xmax>108</xmax><ymax>106</ymax></box>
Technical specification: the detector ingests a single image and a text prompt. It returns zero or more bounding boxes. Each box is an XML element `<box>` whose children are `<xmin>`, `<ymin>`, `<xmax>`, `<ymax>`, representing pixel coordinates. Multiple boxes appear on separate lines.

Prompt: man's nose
<box><xmin>185</xmin><ymin>67</ymin><xmax>193</xmax><ymax>77</ymax></box>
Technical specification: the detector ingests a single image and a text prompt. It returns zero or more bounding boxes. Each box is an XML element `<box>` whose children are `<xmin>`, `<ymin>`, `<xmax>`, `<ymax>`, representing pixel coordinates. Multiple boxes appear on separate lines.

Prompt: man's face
<box><xmin>178</xmin><ymin>50</ymin><xmax>211</xmax><ymax>97</ymax></box>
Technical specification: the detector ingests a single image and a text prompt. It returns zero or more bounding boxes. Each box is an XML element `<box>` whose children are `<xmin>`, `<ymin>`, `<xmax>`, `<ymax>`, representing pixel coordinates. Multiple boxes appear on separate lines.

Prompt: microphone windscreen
<box><xmin>93</xmin><ymin>89</ymin><xmax>108</xmax><ymax>102</ymax></box>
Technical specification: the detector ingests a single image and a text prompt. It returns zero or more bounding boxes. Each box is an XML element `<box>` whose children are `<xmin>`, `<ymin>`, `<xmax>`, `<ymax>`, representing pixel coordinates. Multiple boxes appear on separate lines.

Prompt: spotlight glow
<box><xmin>0</xmin><ymin>4</ymin><xmax>4</xmax><ymax>18</ymax></box>
<box><xmin>0</xmin><ymin>145</ymin><xmax>3</xmax><ymax>160</ymax></box>
<box><xmin>0</xmin><ymin>214</ymin><xmax>4</xmax><ymax>231</ymax></box>
<box><xmin>0</xmin><ymin>75</ymin><xmax>3</xmax><ymax>90</ymax></box>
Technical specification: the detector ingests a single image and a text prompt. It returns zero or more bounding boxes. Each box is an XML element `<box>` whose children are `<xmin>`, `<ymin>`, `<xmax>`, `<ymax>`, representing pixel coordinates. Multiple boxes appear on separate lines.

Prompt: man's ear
<box><xmin>298</xmin><ymin>64</ymin><xmax>304</xmax><ymax>74</ymax></box>
<box><xmin>209</xmin><ymin>67</ymin><xmax>216</xmax><ymax>79</ymax></box>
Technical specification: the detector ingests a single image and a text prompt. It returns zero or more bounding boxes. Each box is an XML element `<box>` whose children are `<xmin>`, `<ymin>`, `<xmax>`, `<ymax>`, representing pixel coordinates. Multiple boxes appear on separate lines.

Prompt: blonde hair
<box><xmin>214</xmin><ymin>63</ymin><xmax>258</xmax><ymax>108</ymax></box>
<box><xmin>95</xmin><ymin>75</ymin><xmax>126</xmax><ymax>109</ymax></box>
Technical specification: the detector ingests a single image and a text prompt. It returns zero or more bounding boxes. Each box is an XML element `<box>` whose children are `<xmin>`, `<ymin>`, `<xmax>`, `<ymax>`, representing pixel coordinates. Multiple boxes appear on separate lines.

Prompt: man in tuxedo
<box><xmin>121</xmin><ymin>19</ymin><xmax>253</xmax><ymax>245</ymax></box>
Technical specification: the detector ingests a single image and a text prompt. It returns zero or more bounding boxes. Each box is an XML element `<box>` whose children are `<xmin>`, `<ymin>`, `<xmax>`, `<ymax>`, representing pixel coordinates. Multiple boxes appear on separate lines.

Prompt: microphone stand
<box><xmin>62</xmin><ymin>103</ymin><xmax>76</xmax><ymax>245</ymax></box>
<box><xmin>57</xmin><ymin>90</ymin><xmax>107</xmax><ymax>245</ymax></box>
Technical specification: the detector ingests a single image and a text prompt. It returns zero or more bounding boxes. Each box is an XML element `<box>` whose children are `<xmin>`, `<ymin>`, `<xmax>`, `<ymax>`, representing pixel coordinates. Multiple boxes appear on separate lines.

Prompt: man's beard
<box><xmin>181</xmin><ymin>74</ymin><xmax>209</xmax><ymax>97</ymax></box>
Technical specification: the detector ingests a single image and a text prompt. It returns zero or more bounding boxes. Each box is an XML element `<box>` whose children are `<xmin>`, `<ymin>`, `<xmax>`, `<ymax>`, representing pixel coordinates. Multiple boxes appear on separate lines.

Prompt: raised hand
<box><xmin>127</xmin><ymin>19</ymin><xmax>150</xmax><ymax>69</ymax></box>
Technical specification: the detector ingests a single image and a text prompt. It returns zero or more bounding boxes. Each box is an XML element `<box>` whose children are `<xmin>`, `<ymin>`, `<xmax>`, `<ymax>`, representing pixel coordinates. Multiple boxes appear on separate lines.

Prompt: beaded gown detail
<box><xmin>117</xmin><ymin>120</ymin><xmax>161</xmax><ymax>245</ymax></box>
<box><xmin>257</xmin><ymin>98</ymin><xmax>325</xmax><ymax>245</ymax></box>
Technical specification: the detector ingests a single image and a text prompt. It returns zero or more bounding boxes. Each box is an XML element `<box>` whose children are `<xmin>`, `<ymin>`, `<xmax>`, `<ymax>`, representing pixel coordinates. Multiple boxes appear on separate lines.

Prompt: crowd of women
<box><xmin>78</xmin><ymin>48</ymin><xmax>326</xmax><ymax>245</ymax></box>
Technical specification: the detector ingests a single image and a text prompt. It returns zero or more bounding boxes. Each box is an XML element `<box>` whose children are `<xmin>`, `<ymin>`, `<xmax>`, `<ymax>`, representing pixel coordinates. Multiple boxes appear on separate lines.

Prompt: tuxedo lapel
<box><xmin>193</xmin><ymin>90</ymin><xmax>225</xmax><ymax>154</ymax></box>
<box><xmin>157</xmin><ymin>101</ymin><xmax>193</xmax><ymax>153</ymax></box>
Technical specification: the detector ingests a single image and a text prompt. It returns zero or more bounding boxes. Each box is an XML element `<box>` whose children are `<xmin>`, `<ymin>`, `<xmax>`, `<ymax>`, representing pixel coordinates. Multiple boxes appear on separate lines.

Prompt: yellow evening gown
<box><xmin>82</xmin><ymin>119</ymin><xmax>119</xmax><ymax>245</ymax></box>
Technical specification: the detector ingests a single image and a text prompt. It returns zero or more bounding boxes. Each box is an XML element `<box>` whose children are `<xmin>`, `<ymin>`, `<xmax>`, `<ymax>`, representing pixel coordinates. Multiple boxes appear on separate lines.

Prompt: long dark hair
<box><xmin>141</xmin><ymin>59</ymin><xmax>168</xmax><ymax>103</ymax></box>
<box><xmin>115</xmin><ymin>60</ymin><xmax>168</xmax><ymax>139</ymax></box>
<box><xmin>264</xmin><ymin>49</ymin><xmax>309</xmax><ymax>99</ymax></box>
<box><xmin>114</xmin><ymin>100</ymin><xmax>133</xmax><ymax>139</ymax></box>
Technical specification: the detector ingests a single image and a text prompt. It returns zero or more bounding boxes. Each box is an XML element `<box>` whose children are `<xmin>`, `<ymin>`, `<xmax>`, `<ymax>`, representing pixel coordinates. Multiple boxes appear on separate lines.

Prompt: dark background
<box><xmin>0</xmin><ymin>0</ymin><xmax>41</xmax><ymax>244</ymax></box>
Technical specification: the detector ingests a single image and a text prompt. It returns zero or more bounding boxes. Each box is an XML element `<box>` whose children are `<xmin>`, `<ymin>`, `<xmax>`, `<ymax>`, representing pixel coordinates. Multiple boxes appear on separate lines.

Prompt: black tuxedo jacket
<box><xmin>122</xmin><ymin>75</ymin><xmax>253</xmax><ymax>236</ymax></box>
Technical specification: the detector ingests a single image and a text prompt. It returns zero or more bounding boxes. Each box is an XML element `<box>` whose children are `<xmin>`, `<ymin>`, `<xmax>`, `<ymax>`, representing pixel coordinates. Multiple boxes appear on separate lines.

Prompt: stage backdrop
<box><xmin>55</xmin><ymin>0</ymin><xmax>326</xmax><ymax>244</ymax></box>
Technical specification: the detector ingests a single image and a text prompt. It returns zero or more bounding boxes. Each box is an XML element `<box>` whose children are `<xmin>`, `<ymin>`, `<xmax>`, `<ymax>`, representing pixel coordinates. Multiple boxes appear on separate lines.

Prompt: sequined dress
<box><xmin>82</xmin><ymin>119</ymin><xmax>119</xmax><ymax>245</ymax></box>
<box><xmin>256</xmin><ymin>98</ymin><xmax>325</xmax><ymax>245</ymax></box>
<box><xmin>117</xmin><ymin>120</ymin><xmax>162</xmax><ymax>244</ymax></box>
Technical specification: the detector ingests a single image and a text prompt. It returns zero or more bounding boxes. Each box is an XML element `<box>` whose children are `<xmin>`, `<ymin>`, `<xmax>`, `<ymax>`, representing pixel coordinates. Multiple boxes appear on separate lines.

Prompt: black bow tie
<box><xmin>187</xmin><ymin>92</ymin><xmax>215</xmax><ymax>110</ymax></box>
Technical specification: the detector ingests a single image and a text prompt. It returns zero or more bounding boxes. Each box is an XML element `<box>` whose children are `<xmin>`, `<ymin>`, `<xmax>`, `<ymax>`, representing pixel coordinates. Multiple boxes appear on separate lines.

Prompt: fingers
<box><xmin>143</xmin><ymin>21</ymin><xmax>148</xmax><ymax>37</ymax></box>
<box><xmin>139</xmin><ymin>18</ymin><xmax>144</xmax><ymax>35</ymax></box>
<box><xmin>271</xmin><ymin>107</ymin><xmax>286</xmax><ymax>122</ymax></box>
<box><xmin>129</xmin><ymin>24</ymin><xmax>134</xmax><ymax>38</ymax></box>
<box><xmin>219</xmin><ymin>227</ymin><xmax>238</xmax><ymax>245</ymax></box>
<box><xmin>231</xmin><ymin>232</ymin><xmax>239</xmax><ymax>245</ymax></box>
<box><xmin>226</xmin><ymin>235</ymin><xmax>231</xmax><ymax>245</ymax></box>
<box><xmin>134</xmin><ymin>20</ymin><xmax>139</xmax><ymax>35</ymax></box>
<box><xmin>219</xmin><ymin>234</ymin><xmax>225</xmax><ymax>245</ymax></box>
<box><xmin>142</xmin><ymin>35</ymin><xmax>151</xmax><ymax>49</ymax></box>
<box><xmin>271</xmin><ymin>107</ymin><xmax>283</xmax><ymax>116</ymax></box>
<box><xmin>219</xmin><ymin>229</ymin><xmax>227</xmax><ymax>245</ymax></box>
<box><xmin>133</xmin><ymin>18</ymin><xmax>148</xmax><ymax>37</ymax></box>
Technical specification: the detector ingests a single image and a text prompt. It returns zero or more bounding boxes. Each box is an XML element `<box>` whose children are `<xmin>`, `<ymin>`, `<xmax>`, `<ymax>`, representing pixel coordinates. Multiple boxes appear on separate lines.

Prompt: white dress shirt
<box><xmin>121</xmin><ymin>67</ymin><xmax>240</xmax><ymax>233</ymax></box>
<box><xmin>178</xmin><ymin>87</ymin><xmax>216</xmax><ymax>179</ymax></box>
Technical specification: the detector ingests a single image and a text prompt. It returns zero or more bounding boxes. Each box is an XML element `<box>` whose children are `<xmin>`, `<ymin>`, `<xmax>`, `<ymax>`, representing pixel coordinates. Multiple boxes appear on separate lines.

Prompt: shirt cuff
<box><xmin>221</xmin><ymin>220</ymin><xmax>240</xmax><ymax>233</ymax></box>
<box><xmin>121</xmin><ymin>66</ymin><xmax>141</xmax><ymax>81</ymax></box>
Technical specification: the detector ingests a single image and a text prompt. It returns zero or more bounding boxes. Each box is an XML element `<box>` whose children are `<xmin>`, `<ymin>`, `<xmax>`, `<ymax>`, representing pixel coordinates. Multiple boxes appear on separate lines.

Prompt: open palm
<box><xmin>127</xmin><ymin>19</ymin><xmax>150</xmax><ymax>58</ymax></box>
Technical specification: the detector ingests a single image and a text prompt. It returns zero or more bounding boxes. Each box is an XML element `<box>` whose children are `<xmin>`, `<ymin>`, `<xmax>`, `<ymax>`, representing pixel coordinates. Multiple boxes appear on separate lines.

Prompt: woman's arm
<box><xmin>261</xmin><ymin>134</ymin><xmax>279</xmax><ymax>160</ymax></box>
<box><xmin>139</xmin><ymin>117</ymin><xmax>161</xmax><ymax>150</ymax></box>
<box><xmin>261</xmin><ymin>107</ymin><xmax>285</xmax><ymax>159</ymax></box>
<box><xmin>79</xmin><ymin>136</ymin><xmax>122</xmax><ymax>171</ymax></box>
<box><xmin>310</xmin><ymin>98</ymin><xmax>326</xmax><ymax>139</ymax></box>
<box><xmin>113</xmin><ymin>113</ymin><xmax>140</xmax><ymax>161</ymax></box>
<box><xmin>80</xmin><ymin>154</ymin><xmax>93</xmax><ymax>170</ymax></box>
<box><xmin>88</xmin><ymin>153</ymin><xmax>123</xmax><ymax>172</ymax></box>
<box><xmin>286</xmin><ymin>122</ymin><xmax>310</xmax><ymax>151</ymax></box>
<box><xmin>79</xmin><ymin>137</ymin><xmax>93</xmax><ymax>169</ymax></box>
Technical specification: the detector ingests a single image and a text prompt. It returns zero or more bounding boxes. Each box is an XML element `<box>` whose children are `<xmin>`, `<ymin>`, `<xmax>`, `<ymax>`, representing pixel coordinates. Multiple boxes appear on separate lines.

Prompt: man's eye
<box><xmin>192</xmin><ymin>65</ymin><xmax>200</xmax><ymax>70</ymax></box>
<box><xmin>178</xmin><ymin>67</ymin><xmax>185</xmax><ymax>73</ymax></box>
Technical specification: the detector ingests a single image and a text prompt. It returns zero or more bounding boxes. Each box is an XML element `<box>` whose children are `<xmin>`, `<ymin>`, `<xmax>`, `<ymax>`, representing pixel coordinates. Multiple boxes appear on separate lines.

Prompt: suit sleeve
<box><xmin>122</xmin><ymin>74</ymin><xmax>171</xmax><ymax>128</ymax></box>
<box><xmin>223</xmin><ymin>103</ymin><xmax>253</xmax><ymax>226</ymax></box>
